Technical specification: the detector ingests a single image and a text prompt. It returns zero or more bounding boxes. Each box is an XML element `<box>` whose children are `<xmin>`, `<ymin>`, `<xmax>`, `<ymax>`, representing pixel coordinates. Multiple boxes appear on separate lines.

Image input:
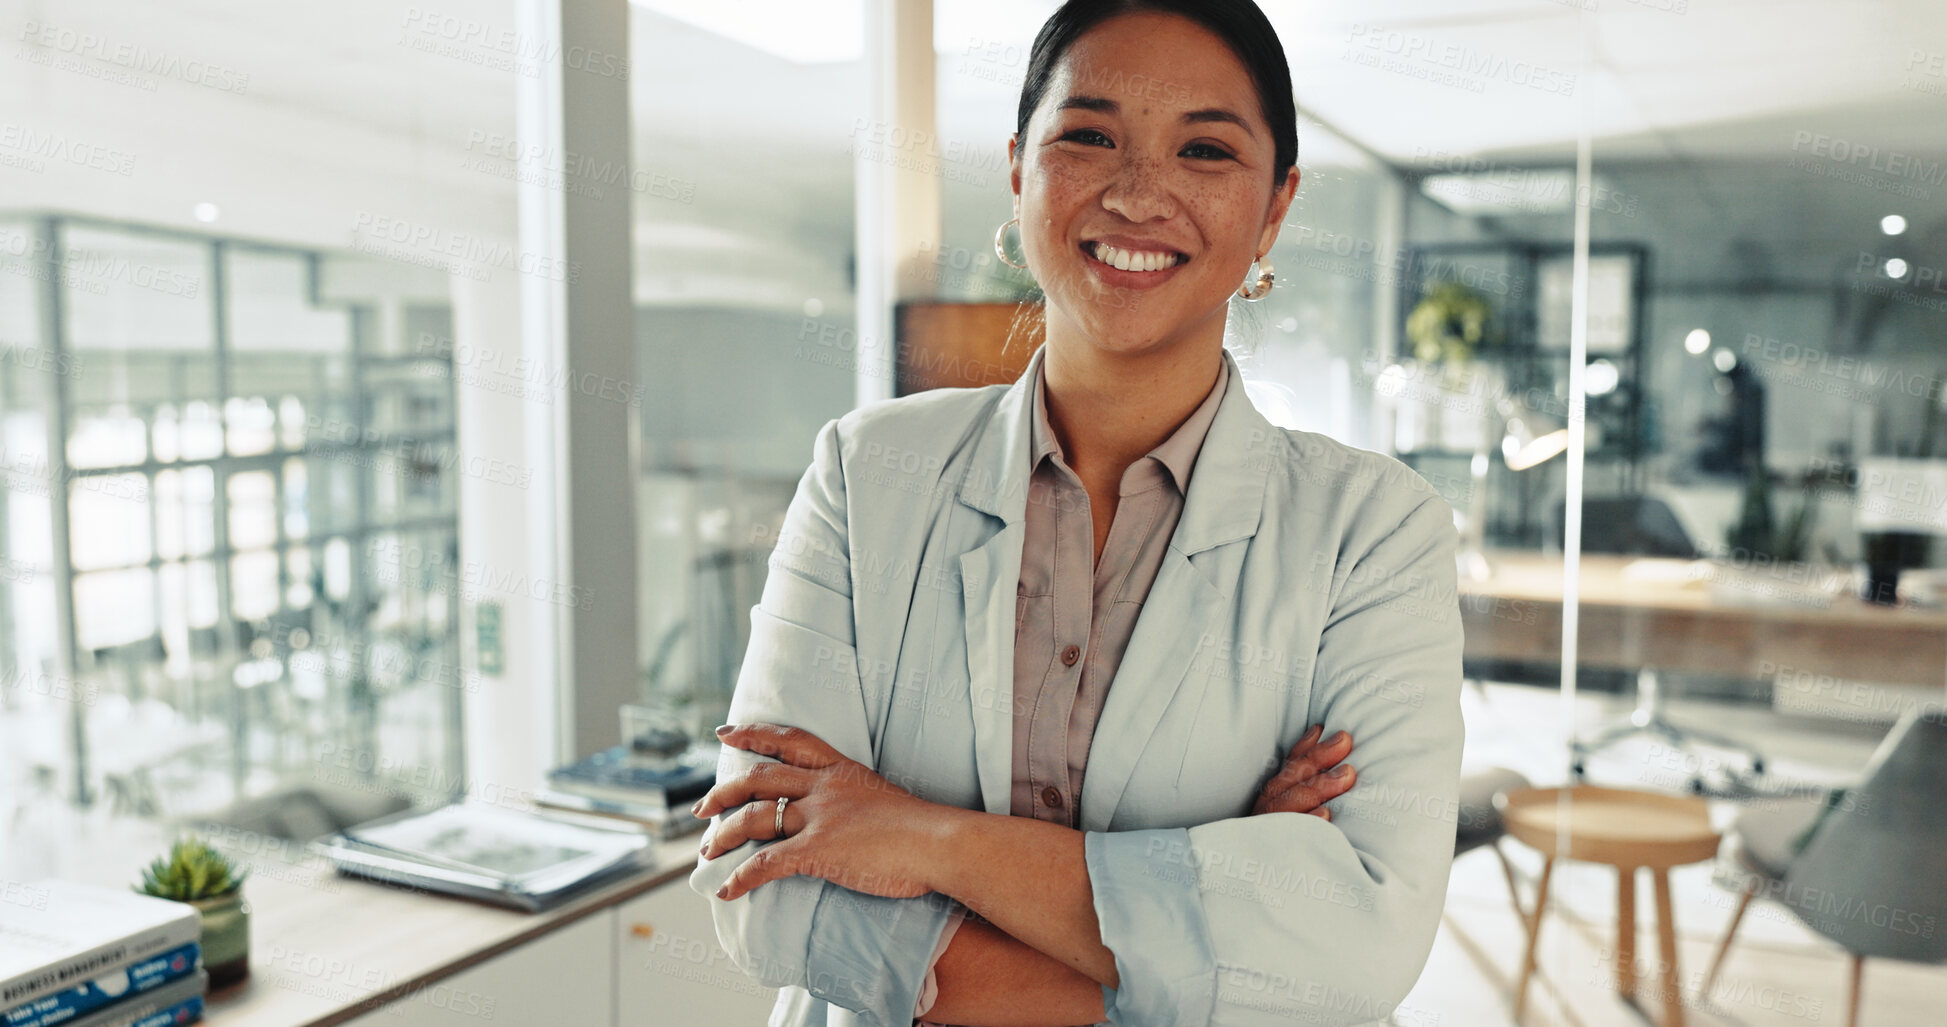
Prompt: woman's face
<box><xmin>1010</xmin><ymin>11</ymin><xmax>1298</xmax><ymax>358</ymax></box>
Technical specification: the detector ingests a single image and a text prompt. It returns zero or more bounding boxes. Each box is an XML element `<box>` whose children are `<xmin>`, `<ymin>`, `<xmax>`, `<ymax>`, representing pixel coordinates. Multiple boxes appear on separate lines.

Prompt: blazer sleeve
<box><xmin>688</xmin><ymin>416</ymin><xmax>960</xmax><ymax>1027</ymax></box>
<box><xmin>1083</xmin><ymin>492</ymin><xmax>1465</xmax><ymax>1027</ymax></box>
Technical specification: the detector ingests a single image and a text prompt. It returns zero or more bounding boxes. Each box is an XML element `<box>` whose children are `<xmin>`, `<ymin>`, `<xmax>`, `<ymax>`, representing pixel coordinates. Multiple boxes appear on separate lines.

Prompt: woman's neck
<box><xmin>1039</xmin><ymin>327</ymin><xmax>1224</xmax><ymax>487</ymax></box>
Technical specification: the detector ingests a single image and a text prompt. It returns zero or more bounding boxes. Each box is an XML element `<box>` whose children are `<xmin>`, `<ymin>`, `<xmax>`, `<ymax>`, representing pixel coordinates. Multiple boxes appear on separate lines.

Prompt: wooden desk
<box><xmin>202</xmin><ymin>852</ymin><xmax>695</xmax><ymax>1026</ymax></box>
<box><xmin>46</xmin><ymin>816</ymin><xmax>710</xmax><ymax>1027</ymax></box>
<box><xmin>1457</xmin><ymin>552</ymin><xmax>1947</xmax><ymax>688</ymax></box>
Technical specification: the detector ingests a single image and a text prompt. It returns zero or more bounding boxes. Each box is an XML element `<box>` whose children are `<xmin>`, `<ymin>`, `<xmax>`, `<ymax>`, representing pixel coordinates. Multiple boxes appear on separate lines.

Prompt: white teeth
<box><xmin>1089</xmin><ymin>242</ymin><xmax>1183</xmax><ymax>272</ymax></box>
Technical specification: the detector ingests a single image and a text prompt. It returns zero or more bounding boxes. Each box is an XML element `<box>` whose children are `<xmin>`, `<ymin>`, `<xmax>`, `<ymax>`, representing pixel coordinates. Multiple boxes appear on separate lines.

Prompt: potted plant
<box><xmin>1398</xmin><ymin>280</ymin><xmax>1504</xmax><ymax>451</ymax></box>
<box><xmin>1405</xmin><ymin>280</ymin><xmax>1497</xmax><ymax>371</ymax></box>
<box><xmin>134</xmin><ymin>834</ymin><xmax>250</xmax><ymax>988</ymax></box>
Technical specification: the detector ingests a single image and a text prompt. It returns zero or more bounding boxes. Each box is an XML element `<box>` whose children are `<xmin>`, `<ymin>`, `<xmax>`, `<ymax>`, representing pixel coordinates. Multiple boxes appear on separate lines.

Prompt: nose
<box><xmin>1098</xmin><ymin>151</ymin><xmax>1175</xmax><ymax>223</ymax></box>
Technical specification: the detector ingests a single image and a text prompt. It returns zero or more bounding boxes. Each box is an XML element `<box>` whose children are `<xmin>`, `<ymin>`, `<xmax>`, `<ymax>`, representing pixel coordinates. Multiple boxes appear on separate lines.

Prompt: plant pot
<box><xmin>1861</xmin><ymin>532</ymin><xmax>1930</xmax><ymax>606</ymax></box>
<box><xmin>190</xmin><ymin>889</ymin><xmax>250</xmax><ymax>988</ymax></box>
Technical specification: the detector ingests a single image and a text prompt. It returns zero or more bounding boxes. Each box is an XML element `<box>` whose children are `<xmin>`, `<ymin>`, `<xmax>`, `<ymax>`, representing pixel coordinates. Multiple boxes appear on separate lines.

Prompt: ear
<box><xmin>1008</xmin><ymin>132</ymin><xmax>1023</xmax><ymax>209</ymax></box>
<box><xmin>1255</xmin><ymin>166</ymin><xmax>1301</xmax><ymax>258</ymax></box>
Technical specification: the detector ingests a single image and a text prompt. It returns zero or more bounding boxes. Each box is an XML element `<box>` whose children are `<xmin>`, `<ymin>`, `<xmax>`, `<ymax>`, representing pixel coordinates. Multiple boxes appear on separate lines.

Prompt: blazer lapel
<box><xmin>951</xmin><ymin>344</ymin><xmax>1276</xmax><ymax>824</ymax></box>
<box><xmin>1079</xmin><ymin>347</ymin><xmax>1275</xmax><ymax>830</ymax></box>
<box><xmin>959</xmin><ymin>523</ymin><xmax>1023</xmax><ymax>814</ymax></box>
<box><xmin>954</xmin><ymin>345</ymin><xmax>1040</xmax><ymax>815</ymax></box>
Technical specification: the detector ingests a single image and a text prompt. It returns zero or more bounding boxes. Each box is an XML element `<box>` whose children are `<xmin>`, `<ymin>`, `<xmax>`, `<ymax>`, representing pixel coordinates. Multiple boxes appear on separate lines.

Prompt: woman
<box><xmin>689</xmin><ymin>2</ymin><xmax>1464</xmax><ymax>1025</ymax></box>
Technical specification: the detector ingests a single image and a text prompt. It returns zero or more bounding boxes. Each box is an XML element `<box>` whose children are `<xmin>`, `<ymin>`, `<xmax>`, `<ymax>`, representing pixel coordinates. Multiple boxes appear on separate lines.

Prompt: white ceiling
<box><xmin>3</xmin><ymin>0</ymin><xmax>1942</xmax><ymax>304</ymax></box>
<box><xmin>1285</xmin><ymin>0</ymin><xmax>1947</xmax><ymax>164</ymax></box>
<box><xmin>24</xmin><ymin>0</ymin><xmax>1940</xmax><ymax>161</ymax></box>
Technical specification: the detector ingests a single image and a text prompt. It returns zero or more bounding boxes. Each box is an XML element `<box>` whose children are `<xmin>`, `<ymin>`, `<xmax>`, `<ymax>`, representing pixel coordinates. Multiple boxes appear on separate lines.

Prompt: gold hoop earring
<box><xmin>994</xmin><ymin>217</ymin><xmax>1028</xmax><ymax>270</ymax></box>
<box><xmin>1237</xmin><ymin>255</ymin><xmax>1275</xmax><ymax>301</ymax></box>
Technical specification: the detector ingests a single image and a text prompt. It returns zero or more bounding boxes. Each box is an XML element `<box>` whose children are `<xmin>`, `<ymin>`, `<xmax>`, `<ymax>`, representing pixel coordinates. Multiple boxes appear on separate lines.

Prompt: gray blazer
<box><xmin>692</xmin><ymin>342</ymin><xmax>1465</xmax><ymax>1026</ymax></box>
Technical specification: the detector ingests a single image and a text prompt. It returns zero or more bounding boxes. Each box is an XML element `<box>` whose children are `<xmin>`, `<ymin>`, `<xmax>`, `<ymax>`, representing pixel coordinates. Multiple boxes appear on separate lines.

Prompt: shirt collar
<box><xmin>1030</xmin><ymin>350</ymin><xmax>1231</xmax><ymax>495</ymax></box>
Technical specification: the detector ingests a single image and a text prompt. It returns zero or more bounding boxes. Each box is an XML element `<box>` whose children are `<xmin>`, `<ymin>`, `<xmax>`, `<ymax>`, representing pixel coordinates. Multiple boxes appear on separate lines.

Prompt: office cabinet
<box><xmin>615</xmin><ymin>880</ymin><xmax>779</xmax><ymax>1025</ymax></box>
<box><xmin>332</xmin><ymin>878</ymin><xmax>775</xmax><ymax>1027</ymax></box>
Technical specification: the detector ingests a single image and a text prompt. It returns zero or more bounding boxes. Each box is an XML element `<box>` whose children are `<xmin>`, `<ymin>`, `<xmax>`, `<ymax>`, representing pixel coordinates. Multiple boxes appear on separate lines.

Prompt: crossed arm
<box><xmin>691</xmin><ymin>722</ymin><xmax>1358</xmax><ymax>1026</ymax></box>
<box><xmin>926</xmin><ymin>725</ymin><xmax>1353</xmax><ymax>1025</ymax></box>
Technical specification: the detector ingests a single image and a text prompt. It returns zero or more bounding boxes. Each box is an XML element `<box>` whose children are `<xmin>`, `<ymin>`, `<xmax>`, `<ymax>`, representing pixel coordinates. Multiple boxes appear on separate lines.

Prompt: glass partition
<box><xmin>625</xmin><ymin>5</ymin><xmax>864</xmax><ymax>739</ymax></box>
<box><xmin>1</xmin><ymin>0</ymin><xmax>520</xmax><ymax>876</ymax></box>
<box><xmin>1516</xmin><ymin>5</ymin><xmax>1947</xmax><ymax>1027</ymax></box>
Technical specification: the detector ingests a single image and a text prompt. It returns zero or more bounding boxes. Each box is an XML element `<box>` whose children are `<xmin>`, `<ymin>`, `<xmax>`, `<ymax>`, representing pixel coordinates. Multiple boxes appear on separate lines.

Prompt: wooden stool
<box><xmin>1497</xmin><ymin>786</ymin><xmax>1721</xmax><ymax>1027</ymax></box>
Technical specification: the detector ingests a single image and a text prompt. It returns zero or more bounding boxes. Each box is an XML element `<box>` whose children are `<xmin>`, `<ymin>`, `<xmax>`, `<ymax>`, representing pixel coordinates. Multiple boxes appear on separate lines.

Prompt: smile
<box><xmin>1083</xmin><ymin>241</ymin><xmax>1189</xmax><ymax>272</ymax></box>
<box><xmin>1079</xmin><ymin>240</ymin><xmax>1190</xmax><ymax>291</ymax></box>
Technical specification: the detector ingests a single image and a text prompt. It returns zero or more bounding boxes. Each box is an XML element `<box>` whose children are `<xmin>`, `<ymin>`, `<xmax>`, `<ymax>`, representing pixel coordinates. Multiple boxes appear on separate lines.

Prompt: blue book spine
<box><xmin>123</xmin><ymin>995</ymin><xmax>201</xmax><ymax>1027</ymax></box>
<box><xmin>2</xmin><ymin>944</ymin><xmax>200</xmax><ymax>1027</ymax></box>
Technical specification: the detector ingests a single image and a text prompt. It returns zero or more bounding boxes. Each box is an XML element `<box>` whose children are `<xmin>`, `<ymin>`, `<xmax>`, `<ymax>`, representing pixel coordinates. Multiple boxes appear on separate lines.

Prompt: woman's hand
<box><xmin>1252</xmin><ymin>724</ymin><xmax>1355</xmax><ymax>819</ymax></box>
<box><xmin>692</xmin><ymin>723</ymin><xmax>946</xmax><ymax>902</ymax></box>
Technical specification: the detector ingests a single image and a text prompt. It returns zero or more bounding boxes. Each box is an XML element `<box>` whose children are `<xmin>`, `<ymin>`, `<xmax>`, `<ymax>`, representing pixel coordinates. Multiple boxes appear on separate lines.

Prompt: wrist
<box><xmin>915</xmin><ymin>802</ymin><xmax>980</xmax><ymax>897</ymax></box>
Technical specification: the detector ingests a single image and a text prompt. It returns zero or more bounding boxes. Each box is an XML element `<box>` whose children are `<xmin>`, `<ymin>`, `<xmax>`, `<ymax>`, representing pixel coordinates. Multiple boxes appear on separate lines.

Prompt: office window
<box><xmin>0</xmin><ymin>216</ymin><xmax>466</xmax><ymax>824</ymax></box>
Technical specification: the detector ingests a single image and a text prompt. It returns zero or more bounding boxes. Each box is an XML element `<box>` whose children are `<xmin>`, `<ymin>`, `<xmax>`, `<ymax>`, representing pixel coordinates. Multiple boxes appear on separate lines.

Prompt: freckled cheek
<box><xmin>1194</xmin><ymin>193</ymin><xmax>1265</xmax><ymax>262</ymax></box>
<box><xmin>1022</xmin><ymin>174</ymin><xmax>1100</xmax><ymax>261</ymax></box>
<box><xmin>1029</xmin><ymin>162</ymin><xmax>1098</xmax><ymax>213</ymax></box>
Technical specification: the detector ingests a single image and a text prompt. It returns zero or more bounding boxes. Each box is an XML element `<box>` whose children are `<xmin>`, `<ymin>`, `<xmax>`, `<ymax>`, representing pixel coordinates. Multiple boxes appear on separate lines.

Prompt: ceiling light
<box><xmin>1684</xmin><ymin>328</ymin><xmax>1710</xmax><ymax>355</ymax></box>
<box><xmin>1420</xmin><ymin>169</ymin><xmax>1578</xmax><ymax>215</ymax></box>
<box><xmin>1712</xmin><ymin>349</ymin><xmax>1737</xmax><ymax>373</ymax></box>
<box><xmin>193</xmin><ymin>202</ymin><xmax>220</xmax><ymax>223</ymax></box>
<box><xmin>1881</xmin><ymin>214</ymin><xmax>1908</xmax><ymax>236</ymax></box>
<box><xmin>1585</xmin><ymin>359</ymin><xmax>1619</xmax><ymax>396</ymax></box>
<box><xmin>1885</xmin><ymin>258</ymin><xmax>1909</xmax><ymax>280</ymax></box>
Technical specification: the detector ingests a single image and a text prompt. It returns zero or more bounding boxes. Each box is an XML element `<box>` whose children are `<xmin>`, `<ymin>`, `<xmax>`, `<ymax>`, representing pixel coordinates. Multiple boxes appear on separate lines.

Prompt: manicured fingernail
<box><xmin>714</xmin><ymin>724</ymin><xmax>732</xmax><ymax>737</ymax></box>
<box><xmin>1303</xmin><ymin>724</ymin><xmax>1322</xmax><ymax>741</ymax></box>
<box><xmin>1329</xmin><ymin>764</ymin><xmax>1354</xmax><ymax>779</ymax></box>
<box><xmin>1326</xmin><ymin>730</ymin><xmax>1349</xmax><ymax>746</ymax></box>
<box><xmin>715</xmin><ymin>886</ymin><xmax>729</xmax><ymax>899</ymax></box>
<box><xmin>689</xmin><ymin>800</ymin><xmax>702</xmax><ymax>815</ymax></box>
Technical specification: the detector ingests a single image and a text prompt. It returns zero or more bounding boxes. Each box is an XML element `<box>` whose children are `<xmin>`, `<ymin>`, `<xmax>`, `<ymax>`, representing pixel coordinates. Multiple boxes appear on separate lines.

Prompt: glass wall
<box><xmin>0</xmin><ymin>0</ymin><xmax>521</xmax><ymax>875</ymax></box>
<box><xmin>1569</xmin><ymin>4</ymin><xmax>1947</xmax><ymax>787</ymax></box>
<box><xmin>626</xmin><ymin>4</ymin><xmax>866</xmax><ymax>740</ymax></box>
<box><xmin>0</xmin><ymin>217</ymin><xmax>464</xmax><ymax>844</ymax></box>
<box><xmin>1415</xmin><ymin>4</ymin><xmax>1947</xmax><ymax>1025</ymax></box>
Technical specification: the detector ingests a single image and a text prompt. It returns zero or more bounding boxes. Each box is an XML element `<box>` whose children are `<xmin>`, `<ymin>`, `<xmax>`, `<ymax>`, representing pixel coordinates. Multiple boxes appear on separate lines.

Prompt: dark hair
<box><xmin>1014</xmin><ymin>0</ymin><xmax>1298</xmax><ymax>187</ymax></box>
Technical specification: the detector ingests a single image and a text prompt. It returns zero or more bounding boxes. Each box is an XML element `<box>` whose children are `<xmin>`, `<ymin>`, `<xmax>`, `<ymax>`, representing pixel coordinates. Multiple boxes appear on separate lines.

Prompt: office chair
<box><xmin>1454</xmin><ymin>766</ymin><xmax>1535</xmax><ymax>931</ymax></box>
<box><xmin>1700</xmin><ymin>707</ymin><xmax>1947</xmax><ymax>1026</ymax></box>
<box><xmin>1558</xmin><ymin>496</ymin><xmax>1766</xmax><ymax>788</ymax></box>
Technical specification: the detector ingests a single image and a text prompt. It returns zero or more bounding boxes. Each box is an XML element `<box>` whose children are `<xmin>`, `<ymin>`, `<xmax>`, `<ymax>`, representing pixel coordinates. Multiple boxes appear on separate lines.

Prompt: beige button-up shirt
<box><xmin>915</xmin><ymin>352</ymin><xmax>1231</xmax><ymax>1024</ymax></box>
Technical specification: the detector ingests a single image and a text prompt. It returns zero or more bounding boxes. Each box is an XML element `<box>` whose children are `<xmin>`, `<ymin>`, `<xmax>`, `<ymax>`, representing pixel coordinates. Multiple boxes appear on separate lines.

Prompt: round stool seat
<box><xmin>1499</xmin><ymin>785</ymin><xmax>1719</xmax><ymax>868</ymax></box>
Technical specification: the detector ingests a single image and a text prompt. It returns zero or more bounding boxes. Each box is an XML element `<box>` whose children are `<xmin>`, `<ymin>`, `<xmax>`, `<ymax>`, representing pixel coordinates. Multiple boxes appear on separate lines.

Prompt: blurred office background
<box><xmin>2</xmin><ymin>1</ymin><xmax>1944</xmax><ymax>1025</ymax></box>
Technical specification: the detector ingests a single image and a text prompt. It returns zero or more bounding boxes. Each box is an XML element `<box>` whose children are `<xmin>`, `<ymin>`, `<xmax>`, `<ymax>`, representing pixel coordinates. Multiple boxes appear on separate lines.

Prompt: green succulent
<box><xmin>134</xmin><ymin>834</ymin><xmax>247</xmax><ymax>902</ymax></box>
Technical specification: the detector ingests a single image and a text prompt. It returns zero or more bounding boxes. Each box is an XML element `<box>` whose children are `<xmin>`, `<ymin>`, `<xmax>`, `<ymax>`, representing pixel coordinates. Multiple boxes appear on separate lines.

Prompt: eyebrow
<box><xmin>1054</xmin><ymin>94</ymin><xmax>1258</xmax><ymax>140</ymax></box>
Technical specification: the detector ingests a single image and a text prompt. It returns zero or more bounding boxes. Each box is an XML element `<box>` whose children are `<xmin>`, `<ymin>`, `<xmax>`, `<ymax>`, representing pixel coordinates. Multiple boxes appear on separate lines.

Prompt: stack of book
<box><xmin>1</xmin><ymin>881</ymin><xmax>208</xmax><ymax>1027</ymax></box>
<box><xmin>537</xmin><ymin>743</ymin><xmax>717</xmax><ymax>839</ymax></box>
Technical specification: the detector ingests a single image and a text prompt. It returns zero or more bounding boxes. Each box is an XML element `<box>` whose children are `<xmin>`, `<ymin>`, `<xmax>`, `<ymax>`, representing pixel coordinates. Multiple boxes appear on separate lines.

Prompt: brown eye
<box><xmin>1060</xmin><ymin>129</ymin><xmax>1112</xmax><ymax>146</ymax></box>
<box><xmin>1183</xmin><ymin>143</ymin><xmax>1235</xmax><ymax>162</ymax></box>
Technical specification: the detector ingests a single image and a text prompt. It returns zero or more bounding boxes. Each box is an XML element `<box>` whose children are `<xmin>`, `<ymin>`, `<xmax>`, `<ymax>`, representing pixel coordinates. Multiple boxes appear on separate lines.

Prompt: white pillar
<box><xmin>452</xmin><ymin>268</ymin><xmax>556</xmax><ymax>795</ymax></box>
<box><xmin>514</xmin><ymin>0</ymin><xmax>640</xmax><ymax>762</ymax></box>
<box><xmin>855</xmin><ymin>0</ymin><xmax>942</xmax><ymax>404</ymax></box>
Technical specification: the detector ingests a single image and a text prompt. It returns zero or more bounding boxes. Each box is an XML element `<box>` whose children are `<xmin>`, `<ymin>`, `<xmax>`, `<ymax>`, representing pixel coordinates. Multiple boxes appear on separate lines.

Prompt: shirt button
<box><xmin>1060</xmin><ymin>644</ymin><xmax>1081</xmax><ymax>666</ymax></box>
<box><xmin>1041</xmin><ymin>786</ymin><xmax>1064</xmax><ymax>809</ymax></box>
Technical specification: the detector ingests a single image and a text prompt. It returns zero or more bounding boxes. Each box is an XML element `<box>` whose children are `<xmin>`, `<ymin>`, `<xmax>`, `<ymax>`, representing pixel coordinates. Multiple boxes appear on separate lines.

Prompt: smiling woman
<box><xmin>689</xmin><ymin>3</ymin><xmax>1464</xmax><ymax>1027</ymax></box>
